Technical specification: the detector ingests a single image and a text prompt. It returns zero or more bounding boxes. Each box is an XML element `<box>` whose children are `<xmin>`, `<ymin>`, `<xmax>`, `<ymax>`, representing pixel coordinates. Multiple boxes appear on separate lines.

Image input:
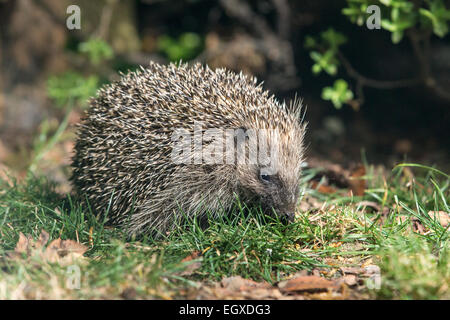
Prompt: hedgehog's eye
<box><xmin>260</xmin><ymin>173</ymin><xmax>271</xmax><ymax>183</ymax></box>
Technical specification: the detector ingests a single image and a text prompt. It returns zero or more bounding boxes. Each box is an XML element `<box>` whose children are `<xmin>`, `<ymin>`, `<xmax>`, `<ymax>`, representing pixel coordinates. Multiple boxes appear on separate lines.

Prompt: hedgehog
<box><xmin>71</xmin><ymin>62</ymin><xmax>306</xmax><ymax>236</ymax></box>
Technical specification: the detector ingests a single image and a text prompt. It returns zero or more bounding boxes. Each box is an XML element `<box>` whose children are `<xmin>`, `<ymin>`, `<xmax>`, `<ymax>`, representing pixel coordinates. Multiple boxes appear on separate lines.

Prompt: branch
<box><xmin>407</xmin><ymin>29</ymin><xmax>450</xmax><ymax>102</ymax></box>
<box><xmin>337</xmin><ymin>50</ymin><xmax>422</xmax><ymax>90</ymax></box>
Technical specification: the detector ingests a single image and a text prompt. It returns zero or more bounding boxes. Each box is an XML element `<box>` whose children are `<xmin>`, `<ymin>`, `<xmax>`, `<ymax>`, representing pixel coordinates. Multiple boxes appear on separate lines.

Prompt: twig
<box><xmin>407</xmin><ymin>28</ymin><xmax>450</xmax><ymax>102</ymax></box>
<box><xmin>335</xmin><ymin>23</ymin><xmax>450</xmax><ymax>104</ymax></box>
<box><xmin>337</xmin><ymin>50</ymin><xmax>422</xmax><ymax>90</ymax></box>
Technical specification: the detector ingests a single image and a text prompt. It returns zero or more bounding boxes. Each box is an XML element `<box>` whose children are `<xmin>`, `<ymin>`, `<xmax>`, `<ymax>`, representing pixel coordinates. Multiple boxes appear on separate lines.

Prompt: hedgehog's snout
<box><xmin>280</xmin><ymin>212</ymin><xmax>295</xmax><ymax>224</ymax></box>
<box><xmin>272</xmin><ymin>190</ymin><xmax>299</xmax><ymax>224</ymax></box>
<box><xmin>259</xmin><ymin>191</ymin><xmax>298</xmax><ymax>224</ymax></box>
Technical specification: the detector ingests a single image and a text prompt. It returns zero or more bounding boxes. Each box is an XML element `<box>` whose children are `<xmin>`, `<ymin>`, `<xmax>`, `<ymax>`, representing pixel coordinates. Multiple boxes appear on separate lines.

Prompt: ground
<box><xmin>0</xmin><ymin>157</ymin><xmax>448</xmax><ymax>300</ymax></box>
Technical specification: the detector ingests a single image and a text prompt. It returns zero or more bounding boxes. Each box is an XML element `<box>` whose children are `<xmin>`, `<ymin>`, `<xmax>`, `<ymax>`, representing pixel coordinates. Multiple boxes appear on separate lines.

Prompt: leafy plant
<box><xmin>47</xmin><ymin>72</ymin><xmax>99</xmax><ymax>109</ymax></box>
<box><xmin>78</xmin><ymin>38</ymin><xmax>114</xmax><ymax>65</ymax></box>
<box><xmin>322</xmin><ymin>79</ymin><xmax>354</xmax><ymax>109</ymax></box>
<box><xmin>306</xmin><ymin>0</ymin><xmax>450</xmax><ymax>109</ymax></box>
<box><xmin>157</xmin><ymin>32</ymin><xmax>203</xmax><ymax>62</ymax></box>
<box><xmin>38</xmin><ymin>39</ymin><xmax>114</xmax><ymax>173</ymax></box>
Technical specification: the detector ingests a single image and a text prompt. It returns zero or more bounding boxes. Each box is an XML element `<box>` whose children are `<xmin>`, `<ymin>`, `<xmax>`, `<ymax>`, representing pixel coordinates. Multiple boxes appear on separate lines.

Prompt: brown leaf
<box><xmin>44</xmin><ymin>238</ymin><xmax>88</xmax><ymax>265</ymax></box>
<box><xmin>427</xmin><ymin>211</ymin><xmax>449</xmax><ymax>228</ymax></box>
<box><xmin>342</xmin><ymin>274</ymin><xmax>358</xmax><ymax>286</ymax></box>
<box><xmin>8</xmin><ymin>230</ymin><xmax>87</xmax><ymax>265</ymax></box>
<box><xmin>180</xmin><ymin>251</ymin><xmax>202</xmax><ymax>276</ymax></box>
<box><xmin>278</xmin><ymin>275</ymin><xmax>338</xmax><ymax>293</ymax></box>
<box><xmin>356</xmin><ymin>201</ymin><xmax>381</xmax><ymax>212</ymax></box>
<box><xmin>35</xmin><ymin>230</ymin><xmax>50</xmax><ymax>249</ymax></box>
<box><xmin>348</xmin><ymin>165</ymin><xmax>366</xmax><ymax>196</ymax></box>
<box><xmin>340</xmin><ymin>267</ymin><xmax>363</xmax><ymax>275</ymax></box>
<box><xmin>362</xmin><ymin>265</ymin><xmax>380</xmax><ymax>276</ymax></box>
<box><xmin>221</xmin><ymin>276</ymin><xmax>271</xmax><ymax>291</ymax></box>
<box><xmin>14</xmin><ymin>232</ymin><xmax>30</xmax><ymax>254</ymax></box>
<box><xmin>310</xmin><ymin>181</ymin><xmax>337</xmax><ymax>194</ymax></box>
<box><xmin>181</xmin><ymin>250</ymin><xmax>201</xmax><ymax>262</ymax></box>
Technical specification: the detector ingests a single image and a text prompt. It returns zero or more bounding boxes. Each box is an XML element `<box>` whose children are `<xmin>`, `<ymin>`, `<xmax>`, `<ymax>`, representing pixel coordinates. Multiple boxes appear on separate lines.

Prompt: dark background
<box><xmin>0</xmin><ymin>0</ymin><xmax>449</xmax><ymax>185</ymax></box>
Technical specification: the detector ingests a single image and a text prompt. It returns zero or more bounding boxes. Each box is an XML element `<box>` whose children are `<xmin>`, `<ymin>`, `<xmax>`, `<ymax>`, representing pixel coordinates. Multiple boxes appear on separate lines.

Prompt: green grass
<box><xmin>0</xmin><ymin>164</ymin><xmax>448</xmax><ymax>299</ymax></box>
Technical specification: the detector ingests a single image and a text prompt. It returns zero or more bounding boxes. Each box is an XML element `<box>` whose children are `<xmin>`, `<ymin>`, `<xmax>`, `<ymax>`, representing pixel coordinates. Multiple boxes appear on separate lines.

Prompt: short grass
<box><xmin>0</xmin><ymin>164</ymin><xmax>448</xmax><ymax>299</ymax></box>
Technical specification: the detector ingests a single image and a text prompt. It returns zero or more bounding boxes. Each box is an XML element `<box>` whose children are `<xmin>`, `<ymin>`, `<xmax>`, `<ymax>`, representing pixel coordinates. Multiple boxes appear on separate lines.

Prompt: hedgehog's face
<box><xmin>236</xmin><ymin>126</ymin><xmax>304</xmax><ymax>222</ymax></box>
<box><xmin>236</xmin><ymin>164</ymin><xmax>302</xmax><ymax>222</ymax></box>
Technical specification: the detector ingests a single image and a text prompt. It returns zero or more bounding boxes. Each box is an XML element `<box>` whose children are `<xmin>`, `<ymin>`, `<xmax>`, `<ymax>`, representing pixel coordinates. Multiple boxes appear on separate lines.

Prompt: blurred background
<box><xmin>0</xmin><ymin>0</ymin><xmax>449</xmax><ymax>192</ymax></box>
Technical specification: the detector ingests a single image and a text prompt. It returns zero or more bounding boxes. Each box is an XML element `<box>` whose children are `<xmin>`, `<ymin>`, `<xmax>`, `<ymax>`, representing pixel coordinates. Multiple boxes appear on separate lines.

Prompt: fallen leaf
<box><xmin>348</xmin><ymin>165</ymin><xmax>366</xmax><ymax>196</ymax></box>
<box><xmin>342</xmin><ymin>274</ymin><xmax>358</xmax><ymax>286</ymax></box>
<box><xmin>180</xmin><ymin>251</ymin><xmax>202</xmax><ymax>276</ymax></box>
<box><xmin>221</xmin><ymin>276</ymin><xmax>271</xmax><ymax>291</ymax></box>
<box><xmin>340</xmin><ymin>267</ymin><xmax>363</xmax><ymax>275</ymax></box>
<box><xmin>36</xmin><ymin>230</ymin><xmax>50</xmax><ymax>249</ymax></box>
<box><xmin>8</xmin><ymin>230</ymin><xmax>88</xmax><ymax>266</ymax></box>
<box><xmin>278</xmin><ymin>275</ymin><xmax>338</xmax><ymax>293</ymax></box>
<box><xmin>427</xmin><ymin>211</ymin><xmax>449</xmax><ymax>228</ymax></box>
<box><xmin>310</xmin><ymin>181</ymin><xmax>337</xmax><ymax>194</ymax></box>
<box><xmin>362</xmin><ymin>265</ymin><xmax>380</xmax><ymax>276</ymax></box>
<box><xmin>356</xmin><ymin>201</ymin><xmax>381</xmax><ymax>212</ymax></box>
<box><xmin>14</xmin><ymin>232</ymin><xmax>30</xmax><ymax>255</ymax></box>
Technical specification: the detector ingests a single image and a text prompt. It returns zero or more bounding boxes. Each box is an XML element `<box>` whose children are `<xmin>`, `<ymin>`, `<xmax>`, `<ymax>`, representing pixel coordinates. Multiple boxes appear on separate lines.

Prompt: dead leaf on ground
<box><xmin>340</xmin><ymin>267</ymin><xmax>363</xmax><ymax>275</ymax></box>
<box><xmin>342</xmin><ymin>274</ymin><xmax>358</xmax><ymax>286</ymax></box>
<box><xmin>307</xmin><ymin>159</ymin><xmax>367</xmax><ymax>196</ymax></box>
<box><xmin>310</xmin><ymin>181</ymin><xmax>337</xmax><ymax>194</ymax></box>
<box><xmin>207</xmin><ymin>276</ymin><xmax>280</xmax><ymax>299</ymax></box>
<box><xmin>427</xmin><ymin>211</ymin><xmax>449</xmax><ymax>228</ymax></box>
<box><xmin>179</xmin><ymin>251</ymin><xmax>202</xmax><ymax>276</ymax></box>
<box><xmin>348</xmin><ymin>165</ymin><xmax>366</xmax><ymax>196</ymax></box>
<box><xmin>8</xmin><ymin>230</ymin><xmax>88</xmax><ymax>266</ymax></box>
<box><xmin>395</xmin><ymin>213</ymin><xmax>447</xmax><ymax>235</ymax></box>
<box><xmin>278</xmin><ymin>275</ymin><xmax>339</xmax><ymax>293</ymax></box>
<box><xmin>0</xmin><ymin>163</ymin><xmax>15</xmax><ymax>187</ymax></box>
<box><xmin>356</xmin><ymin>201</ymin><xmax>381</xmax><ymax>212</ymax></box>
<box><xmin>221</xmin><ymin>276</ymin><xmax>271</xmax><ymax>291</ymax></box>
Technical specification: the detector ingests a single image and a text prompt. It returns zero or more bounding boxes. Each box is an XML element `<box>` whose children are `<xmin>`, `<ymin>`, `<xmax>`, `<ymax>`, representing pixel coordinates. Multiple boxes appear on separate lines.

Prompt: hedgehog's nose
<box><xmin>281</xmin><ymin>212</ymin><xmax>295</xmax><ymax>224</ymax></box>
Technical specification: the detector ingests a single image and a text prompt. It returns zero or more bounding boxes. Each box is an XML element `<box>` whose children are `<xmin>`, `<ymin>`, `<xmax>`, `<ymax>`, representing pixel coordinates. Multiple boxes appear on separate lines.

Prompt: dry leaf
<box><xmin>342</xmin><ymin>274</ymin><xmax>358</xmax><ymax>286</ymax></box>
<box><xmin>356</xmin><ymin>201</ymin><xmax>381</xmax><ymax>212</ymax></box>
<box><xmin>14</xmin><ymin>232</ymin><xmax>30</xmax><ymax>255</ymax></box>
<box><xmin>348</xmin><ymin>165</ymin><xmax>366</xmax><ymax>196</ymax></box>
<box><xmin>310</xmin><ymin>181</ymin><xmax>337</xmax><ymax>194</ymax></box>
<box><xmin>8</xmin><ymin>230</ymin><xmax>87</xmax><ymax>266</ymax></box>
<box><xmin>362</xmin><ymin>265</ymin><xmax>380</xmax><ymax>276</ymax></box>
<box><xmin>278</xmin><ymin>275</ymin><xmax>338</xmax><ymax>293</ymax></box>
<box><xmin>180</xmin><ymin>251</ymin><xmax>202</xmax><ymax>276</ymax></box>
<box><xmin>427</xmin><ymin>211</ymin><xmax>449</xmax><ymax>228</ymax></box>
<box><xmin>340</xmin><ymin>267</ymin><xmax>363</xmax><ymax>275</ymax></box>
<box><xmin>221</xmin><ymin>276</ymin><xmax>271</xmax><ymax>291</ymax></box>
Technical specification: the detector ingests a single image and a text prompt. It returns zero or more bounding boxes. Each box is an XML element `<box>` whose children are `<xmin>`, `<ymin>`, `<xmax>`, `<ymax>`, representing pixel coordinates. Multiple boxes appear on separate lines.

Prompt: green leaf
<box><xmin>157</xmin><ymin>32</ymin><xmax>203</xmax><ymax>62</ymax></box>
<box><xmin>78</xmin><ymin>38</ymin><xmax>114</xmax><ymax>65</ymax></box>
<box><xmin>304</xmin><ymin>36</ymin><xmax>317</xmax><ymax>49</ymax></box>
<box><xmin>321</xmin><ymin>79</ymin><xmax>354</xmax><ymax>109</ymax></box>
<box><xmin>419</xmin><ymin>1</ymin><xmax>450</xmax><ymax>38</ymax></box>
<box><xmin>321</xmin><ymin>28</ymin><xmax>348</xmax><ymax>49</ymax></box>
<box><xmin>47</xmin><ymin>72</ymin><xmax>99</xmax><ymax>108</ymax></box>
<box><xmin>312</xmin><ymin>64</ymin><xmax>322</xmax><ymax>75</ymax></box>
<box><xmin>310</xmin><ymin>50</ymin><xmax>339</xmax><ymax>76</ymax></box>
<box><xmin>391</xmin><ymin>30</ymin><xmax>404</xmax><ymax>43</ymax></box>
